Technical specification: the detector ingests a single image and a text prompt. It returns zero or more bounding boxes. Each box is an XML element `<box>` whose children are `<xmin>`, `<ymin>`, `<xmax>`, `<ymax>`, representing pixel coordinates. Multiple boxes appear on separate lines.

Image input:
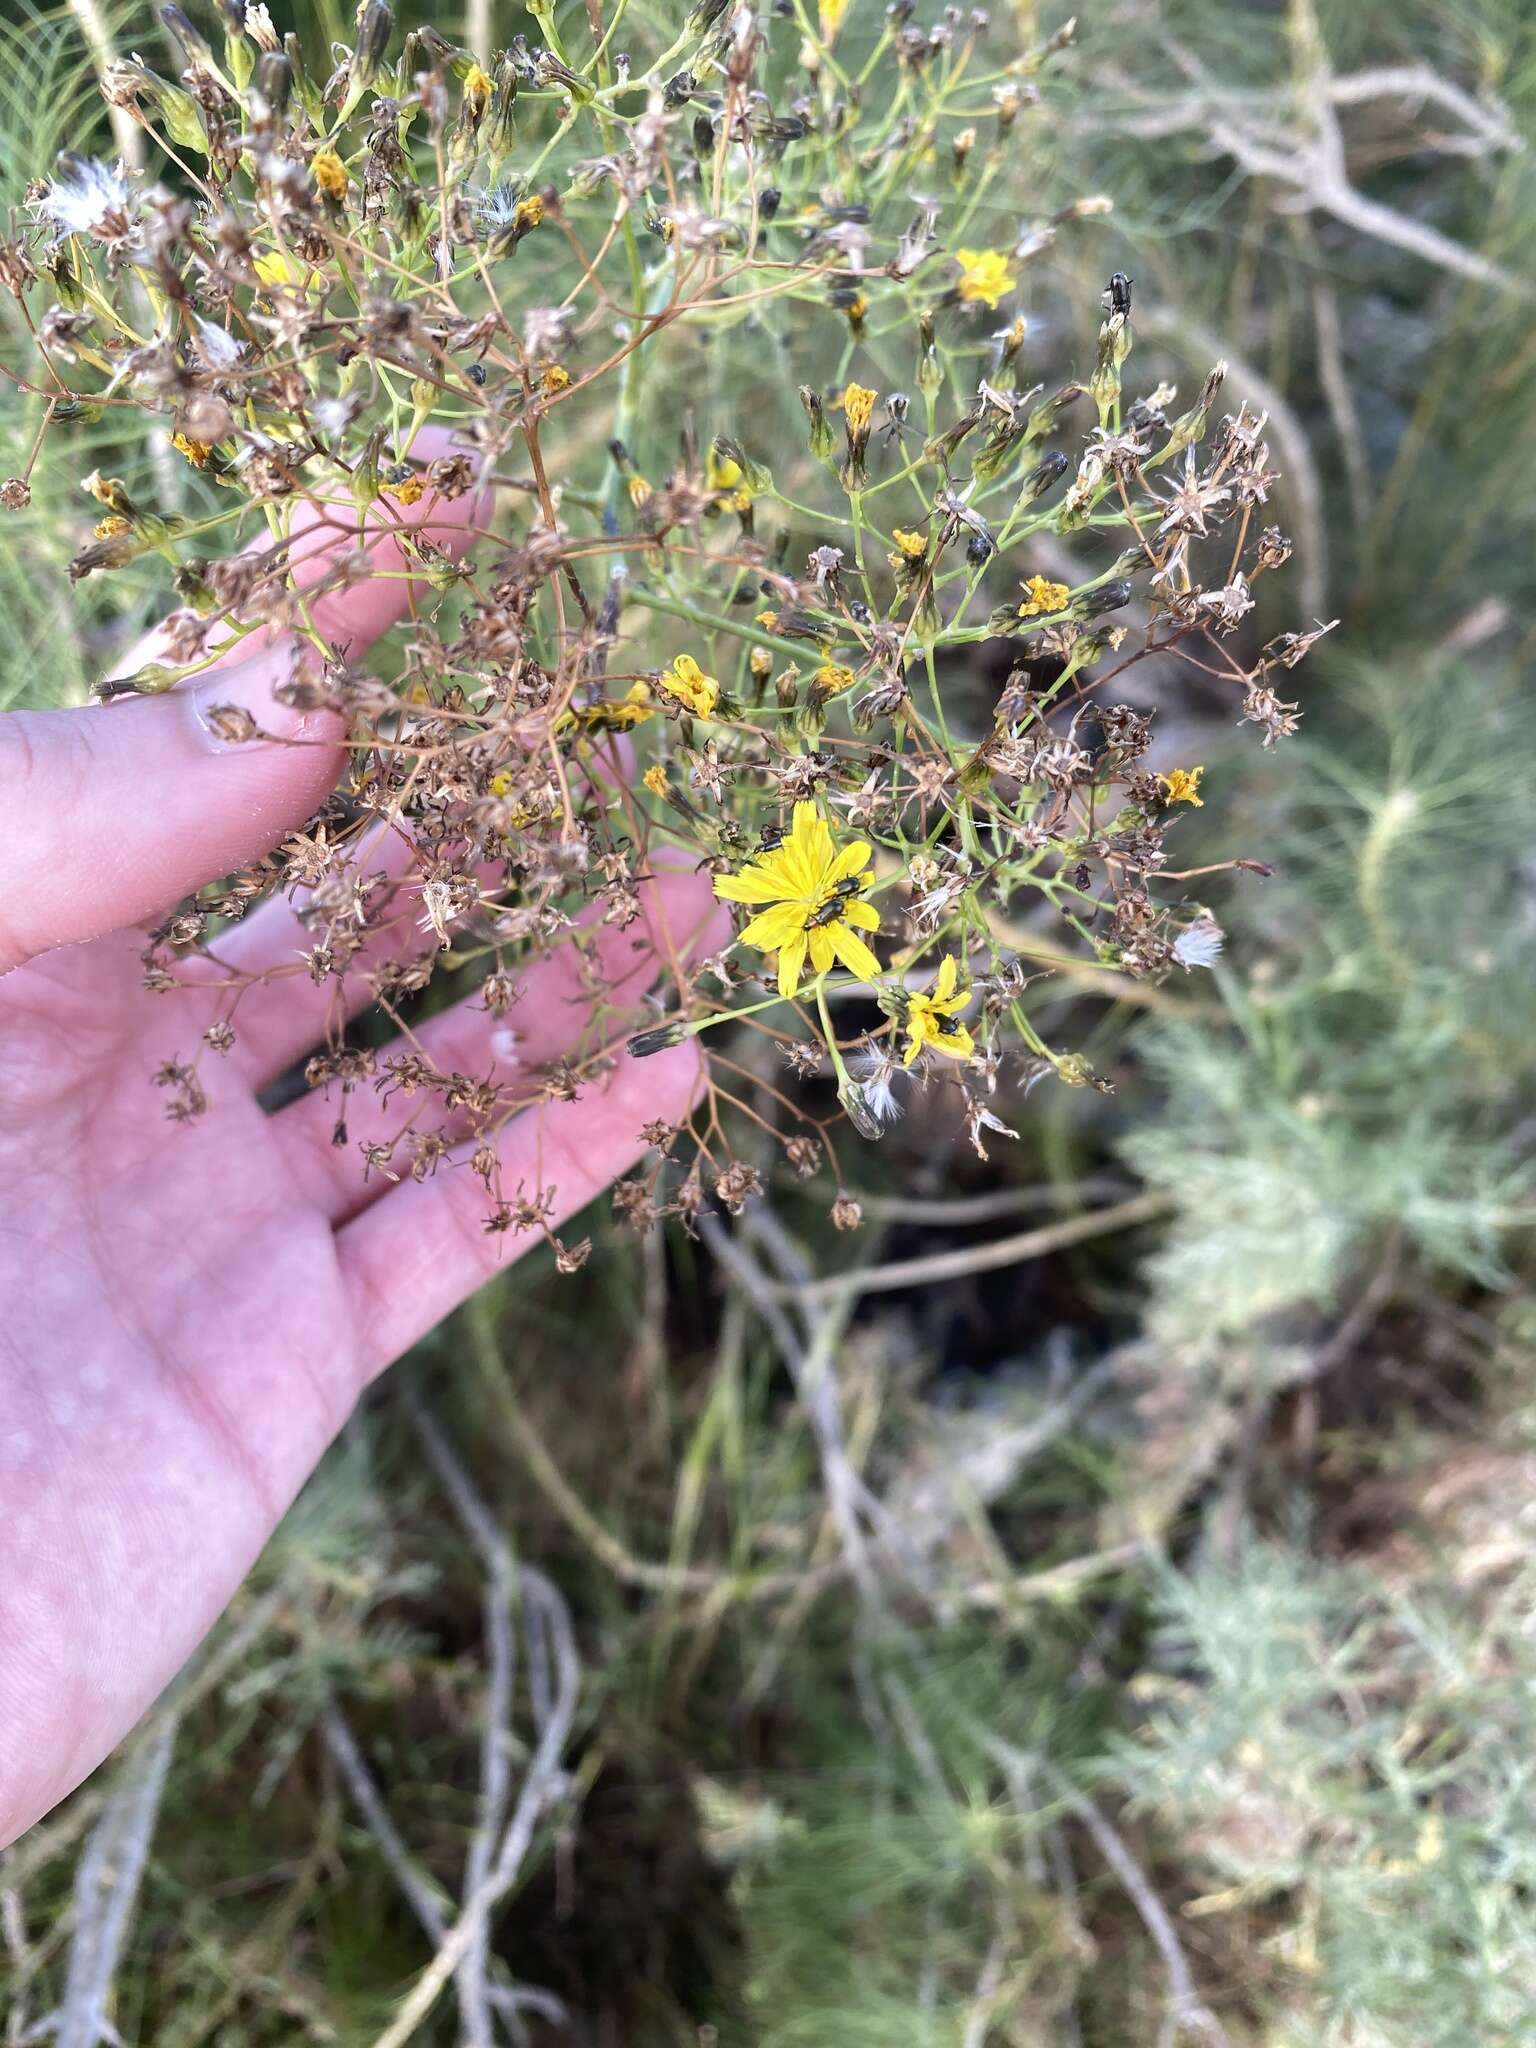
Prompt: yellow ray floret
<box><xmin>654</xmin><ymin>652</ymin><xmax>719</xmax><ymax>717</ymax></box>
<box><xmin>1017</xmin><ymin>573</ymin><xmax>1069</xmax><ymax>617</ymax></box>
<box><xmin>952</xmin><ymin>248</ymin><xmax>1016</xmax><ymax>309</ymax></box>
<box><xmin>901</xmin><ymin>954</ymin><xmax>974</xmax><ymax>1065</ymax></box>
<box><xmin>1161</xmin><ymin>765</ymin><xmax>1205</xmax><ymax>807</ymax></box>
<box><xmin>713</xmin><ymin>800</ymin><xmax>882</xmax><ymax>998</ymax></box>
<box><xmin>311</xmin><ymin>146</ymin><xmax>349</xmax><ymax>199</ymax></box>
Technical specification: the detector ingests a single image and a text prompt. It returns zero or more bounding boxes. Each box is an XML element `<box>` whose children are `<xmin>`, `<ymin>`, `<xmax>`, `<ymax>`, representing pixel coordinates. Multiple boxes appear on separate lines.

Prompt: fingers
<box><xmin>269</xmin><ymin>869</ymin><xmax>721</xmax><ymax>1222</ymax></box>
<box><xmin>0</xmin><ymin>459</ymin><xmax>488</xmax><ymax>977</ymax></box>
<box><xmin>210</xmin><ymin>733</ymin><xmax>645</xmax><ymax>1088</ymax></box>
<box><xmin>338</xmin><ymin>1039</ymin><xmax>703</xmax><ymax>1374</ymax></box>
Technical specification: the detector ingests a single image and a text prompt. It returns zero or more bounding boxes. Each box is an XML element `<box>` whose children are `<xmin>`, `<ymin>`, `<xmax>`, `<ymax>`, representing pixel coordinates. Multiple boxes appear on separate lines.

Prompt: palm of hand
<box><xmin>0</xmin><ymin>932</ymin><xmax>363</xmax><ymax>1843</ymax></box>
<box><xmin>0</xmin><ymin>480</ymin><xmax>707</xmax><ymax>1845</ymax></box>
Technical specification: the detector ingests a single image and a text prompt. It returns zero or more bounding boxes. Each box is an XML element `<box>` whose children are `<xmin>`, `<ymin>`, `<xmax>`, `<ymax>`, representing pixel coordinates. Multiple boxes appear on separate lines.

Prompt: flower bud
<box><xmin>159</xmin><ymin>5</ymin><xmax>215</xmax><ymax>70</ymax></box>
<box><xmin>341</xmin><ymin>1</ymin><xmax>393</xmax><ymax>118</ymax></box>
<box><xmin>1073</xmin><ymin>578</ymin><xmax>1132</xmax><ymax>620</ymax></box>
<box><xmin>799</xmin><ymin>384</ymin><xmax>834</xmax><ymax>462</ymax></box>
<box><xmin>256</xmin><ymin>49</ymin><xmax>292</xmax><ymax>114</ymax></box>
<box><xmin>627</xmin><ymin>1021</ymin><xmax>692</xmax><ymax>1057</ymax></box>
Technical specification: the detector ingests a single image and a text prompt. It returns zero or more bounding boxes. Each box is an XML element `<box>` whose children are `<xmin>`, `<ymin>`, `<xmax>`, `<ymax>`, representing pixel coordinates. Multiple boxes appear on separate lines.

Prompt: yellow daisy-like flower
<box><xmin>819</xmin><ymin>0</ymin><xmax>849</xmax><ymax>38</ymax></box>
<box><xmin>383</xmin><ymin>474</ymin><xmax>425</xmax><ymax>505</ymax></box>
<box><xmin>311</xmin><ymin>146</ymin><xmax>349</xmax><ymax>199</ymax></box>
<box><xmin>1017</xmin><ymin>573</ymin><xmax>1070</xmax><ymax>617</ymax></box>
<box><xmin>252</xmin><ymin>249</ymin><xmax>295</xmax><ymax>288</ymax></box>
<box><xmin>643</xmin><ymin>762</ymin><xmax>670</xmax><ymax>798</ymax></box>
<box><xmin>1161</xmin><ymin>765</ymin><xmax>1205</xmax><ymax>807</ymax></box>
<box><xmin>714</xmin><ymin>801</ymin><xmax>882</xmax><ymax>999</ymax></box>
<box><xmin>93</xmin><ymin>513</ymin><xmax>131</xmax><ymax>539</ymax></box>
<box><xmin>891</xmin><ymin>528</ymin><xmax>928</xmax><ymax>558</ymax></box>
<box><xmin>542</xmin><ymin>363</ymin><xmax>572</xmax><ymax>394</ymax></box>
<box><xmin>952</xmin><ymin>248</ymin><xmax>1016</xmax><ymax>310</ymax></box>
<box><xmin>901</xmin><ymin>955</ymin><xmax>974</xmax><ymax>1065</ymax></box>
<box><xmin>654</xmin><ymin>652</ymin><xmax>719</xmax><ymax>718</ymax></box>
<box><xmin>462</xmin><ymin>62</ymin><xmax>493</xmax><ymax>113</ymax></box>
<box><xmin>514</xmin><ymin>194</ymin><xmax>544</xmax><ymax>231</ymax></box>
<box><xmin>171</xmin><ymin>431</ymin><xmax>215</xmax><ymax>468</ymax></box>
<box><xmin>840</xmin><ymin>382</ymin><xmax>877</xmax><ymax>436</ymax></box>
<box><xmin>755</xmin><ymin>608</ymin><xmax>780</xmax><ymax>632</ymax></box>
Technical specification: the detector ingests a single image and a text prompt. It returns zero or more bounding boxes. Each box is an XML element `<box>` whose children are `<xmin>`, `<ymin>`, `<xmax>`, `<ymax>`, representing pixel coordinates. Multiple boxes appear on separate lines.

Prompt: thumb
<box><xmin>0</xmin><ymin>470</ymin><xmax>487</xmax><ymax>976</ymax></box>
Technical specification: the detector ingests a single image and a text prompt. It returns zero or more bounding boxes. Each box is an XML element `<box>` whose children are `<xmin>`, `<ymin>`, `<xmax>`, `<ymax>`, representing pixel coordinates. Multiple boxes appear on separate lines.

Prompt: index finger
<box><xmin>0</xmin><ymin>440</ymin><xmax>491</xmax><ymax>975</ymax></box>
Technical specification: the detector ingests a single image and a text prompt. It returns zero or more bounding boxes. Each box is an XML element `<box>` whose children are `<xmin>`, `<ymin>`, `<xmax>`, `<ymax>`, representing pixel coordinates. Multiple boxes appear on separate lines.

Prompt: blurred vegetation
<box><xmin>3</xmin><ymin>0</ymin><xmax>1535</xmax><ymax>2043</ymax></box>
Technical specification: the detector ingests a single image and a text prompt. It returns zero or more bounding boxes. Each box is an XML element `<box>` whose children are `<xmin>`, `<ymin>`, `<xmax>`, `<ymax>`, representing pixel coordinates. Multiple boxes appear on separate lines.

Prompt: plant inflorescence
<box><xmin>3</xmin><ymin>0</ymin><xmax>1331</xmax><ymax>1252</ymax></box>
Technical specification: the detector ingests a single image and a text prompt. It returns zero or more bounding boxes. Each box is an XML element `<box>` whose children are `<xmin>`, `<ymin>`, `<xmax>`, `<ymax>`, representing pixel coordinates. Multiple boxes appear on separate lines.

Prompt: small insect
<box><xmin>831</xmin><ymin>876</ymin><xmax>861</xmax><ymax>899</ymax></box>
<box><xmin>1103</xmin><ymin>271</ymin><xmax>1133</xmax><ymax>319</ymax></box>
<box><xmin>466</xmin><ymin>361</ymin><xmax>487</xmax><ymax>387</ymax></box>
<box><xmin>804</xmin><ymin>894</ymin><xmax>848</xmax><ymax>930</ymax></box>
<box><xmin>755</xmin><ymin>823</ymin><xmax>785</xmax><ymax>853</ymax></box>
<box><xmin>933</xmin><ymin>1013</ymin><xmax>964</xmax><ymax>1037</ymax></box>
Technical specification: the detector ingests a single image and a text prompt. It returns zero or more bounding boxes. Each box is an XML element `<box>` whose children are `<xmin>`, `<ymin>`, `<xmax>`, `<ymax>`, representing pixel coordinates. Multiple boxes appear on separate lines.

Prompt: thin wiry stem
<box><xmin>321</xmin><ymin>1704</ymin><xmax>452</xmax><ymax>1945</ymax></box>
<box><xmin>403</xmin><ymin>1390</ymin><xmax>522</xmax><ymax>2048</ymax></box>
<box><xmin>366</xmin><ymin>1570</ymin><xmax>581</xmax><ymax>2048</ymax></box>
<box><xmin>51</xmin><ymin>1715</ymin><xmax>180</xmax><ymax>2048</ymax></box>
<box><xmin>990</xmin><ymin>1741</ymin><xmax>1231</xmax><ymax>2048</ymax></box>
<box><xmin>760</xmin><ymin>1189</ymin><xmax>1173</xmax><ymax>1305</ymax></box>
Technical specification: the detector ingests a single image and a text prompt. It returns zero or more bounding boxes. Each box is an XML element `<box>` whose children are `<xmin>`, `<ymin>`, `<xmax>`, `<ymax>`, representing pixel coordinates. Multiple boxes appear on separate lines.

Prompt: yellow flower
<box><xmin>462</xmin><ymin>62</ymin><xmax>493</xmax><ymax>113</ymax></box>
<box><xmin>384</xmin><ymin>474</ymin><xmax>425</xmax><ymax>504</ymax></box>
<box><xmin>952</xmin><ymin>248</ymin><xmax>1017</xmax><ymax>310</ymax></box>
<box><xmin>171</xmin><ymin>431</ymin><xmax>215</xmax><ymax>468</ymax></box>
<box><xmin>1161</xmin><ymin>765</ymin><xmax>1205</xmax><ymax>807</ymax></box>
<box><xmin>901</xmin><ymin>955</ymin><xmax>975</xmax><ymax>1064</ymax></box>
<box><xmin>755</xmin><ymin>608</ymin><xmax>779</xmax><ymax>632</ymax></box>
<box><xmin>252</xmin><ymin>249</ymin><xmax>295</xmax><ymax>288</ymax></box>
<box><xmin>628</xmin><ymin>475</ymin><xmax>654</xmax><ymax>508</ymax></box>
<box><xmin>514</xmin><ymin>194</ymin><xmax>544</xmax><ymax>231</ymax></box>
<box><xmin>489</xmin><ymin>767</ymin><xmax>515</xmax><ymax>798</ymax></box>
<box><xmin>840</xmin><ymin>382</ymin><xmax>877</xmax><ymax>436</ymax></box>
<box><xmin>714</xmin><ymin>800</ymin><xmax>882</xmax><ymax>999</ymax></box>
<box><xmin>311</xmin><ymin>146</ymin><xmax>349</xmax><ymax>199</ymax></box>
<box><xmin>809</xmin><ymin>662</ymin><xmax>857</xmax><ymax>704</ymax></box>
<box><xmin>707</xmin><ymin>442</ymin><xmax>743</xmax><ymax>491</ymax></box>
<box><xmin>819</xmin><ymin>0</ymin><xmax>849</xmax><ymax>37</ymax></box>
<box><xmin>541</xmin><ymin>363</ymin><xmax>571</xmax><ymax>393</ymax></box>
<box><xmin>891</xmin><ymin>528</ymin><xmax>928</xmax><ymax>558</ymax></box>
<box><xmin>1017</xmin><ymin>573</ymin><xmax>1070</xmax><ymax>617</ymax></box>
<box><xmin>654</xmin><ymin>652</ymin><xmax>719</xmax><ymax>718</ymax></box>
<box><xmin>843</xmin><ymin>291</ymin><xmax>868</xmax><ymax>324</ymax></box>
<box><xmin>643</xmin><ymin>763</ymin><xmax>670</xmax><ymax>799</ymax></box>
<box><xmin>93</xmin><ymin>513</ymin><xmax>131</xmax><ymax>538</ymax></box>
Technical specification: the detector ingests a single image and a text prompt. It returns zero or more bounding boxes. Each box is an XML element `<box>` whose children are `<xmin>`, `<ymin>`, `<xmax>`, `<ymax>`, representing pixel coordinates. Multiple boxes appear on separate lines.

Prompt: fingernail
<box><xmin>185</xmin><ymin>641</ymin><xmax>337</xmax><ymax>755</ymax></box>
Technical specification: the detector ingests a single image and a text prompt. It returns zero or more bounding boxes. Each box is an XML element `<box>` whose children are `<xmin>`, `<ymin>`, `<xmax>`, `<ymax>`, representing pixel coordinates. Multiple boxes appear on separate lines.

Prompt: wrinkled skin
<box><xmin>0</xmin><ymin>475</ymin><xmax>710</xmax><ymax>1845</ymax></box>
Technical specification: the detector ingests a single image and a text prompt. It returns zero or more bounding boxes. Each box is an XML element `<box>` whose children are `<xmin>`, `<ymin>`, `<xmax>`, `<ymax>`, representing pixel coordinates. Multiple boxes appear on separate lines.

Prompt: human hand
<box><xmin>0</xmin><ymin>473</ymin><xmax>710</xmax><ymax>1846</ymax></box>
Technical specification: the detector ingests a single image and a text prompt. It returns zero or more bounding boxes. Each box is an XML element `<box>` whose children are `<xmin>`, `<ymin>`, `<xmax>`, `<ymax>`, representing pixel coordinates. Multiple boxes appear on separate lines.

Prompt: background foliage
<box><xmin>2</xmin><ymin>0</ymin><xmax>1534</xmax><ymax>2042</ymax></box>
